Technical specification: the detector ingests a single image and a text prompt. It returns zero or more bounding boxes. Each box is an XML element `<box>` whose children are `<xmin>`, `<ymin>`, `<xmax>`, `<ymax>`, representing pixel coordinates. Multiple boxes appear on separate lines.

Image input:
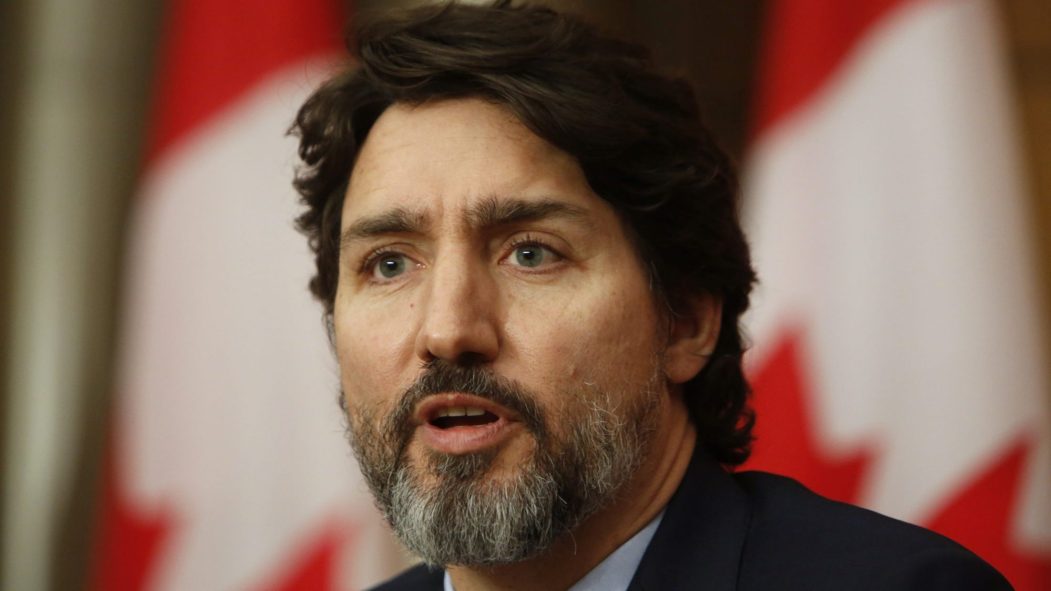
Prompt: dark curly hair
<box><xmin>291</xmin><ymin>0</ymin><xmax>757</xmax><ymax>466</ymax></box>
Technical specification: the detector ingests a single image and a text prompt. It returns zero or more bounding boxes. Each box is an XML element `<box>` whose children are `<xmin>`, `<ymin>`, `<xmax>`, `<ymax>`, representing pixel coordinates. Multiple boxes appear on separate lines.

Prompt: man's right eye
<box><xmin>371</xmin><ymin>253</ymin><xmax>410</xmax><ymax>280</ymax></box>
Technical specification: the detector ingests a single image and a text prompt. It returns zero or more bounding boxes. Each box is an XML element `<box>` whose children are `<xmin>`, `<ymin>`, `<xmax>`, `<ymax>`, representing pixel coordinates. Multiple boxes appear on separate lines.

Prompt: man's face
<box><xmin>334</xmin><ymin>98</ymin><xmax>680</xmax><ymax>565</ymax></box>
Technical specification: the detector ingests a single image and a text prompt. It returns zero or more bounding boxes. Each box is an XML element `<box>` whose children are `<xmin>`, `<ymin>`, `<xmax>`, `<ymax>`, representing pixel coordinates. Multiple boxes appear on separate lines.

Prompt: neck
<box><xmin>447</xmin><ymin>396</ymin><xmax>696</xmax><ymax>591</ymax></box>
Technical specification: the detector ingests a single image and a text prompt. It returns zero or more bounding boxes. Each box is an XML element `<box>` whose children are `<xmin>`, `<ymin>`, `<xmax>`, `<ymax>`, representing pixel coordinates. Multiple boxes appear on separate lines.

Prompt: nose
<box><xmin>414</xmin><ymin>253</ymin><xmax>500</xmax><ymax>365</ymax></box>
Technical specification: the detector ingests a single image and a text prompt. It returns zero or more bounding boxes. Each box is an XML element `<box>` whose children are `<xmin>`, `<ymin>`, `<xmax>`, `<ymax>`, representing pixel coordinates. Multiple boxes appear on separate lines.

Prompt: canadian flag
<box><xmin>89</xmin><ymin>0</ymin><xmax>403</xmax><ymax>589</ymax></box>
<box><xmin>741</xmin><ymin>0</ymin><xmax>1051</xmax><ymax>589</ymax></box>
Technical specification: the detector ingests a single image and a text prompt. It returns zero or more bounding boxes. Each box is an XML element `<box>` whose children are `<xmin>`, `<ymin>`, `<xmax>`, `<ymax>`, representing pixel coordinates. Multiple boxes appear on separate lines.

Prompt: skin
<box><xmin>334</xmin><ymin>98</ymin><xmax>720</xmax><ymax>591</ymax></box>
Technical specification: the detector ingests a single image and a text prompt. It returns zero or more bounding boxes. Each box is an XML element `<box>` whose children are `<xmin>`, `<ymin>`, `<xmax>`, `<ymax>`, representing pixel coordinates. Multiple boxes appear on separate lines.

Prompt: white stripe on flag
<box><xmin>117</xmin><ymin>60</ymin><xmax>404</xmax><ymax>590</ymax></box>
<box><xmin>744</xmin><ymin>0</ymin><xmax>1051</xmax><ymax>541</ymax></box>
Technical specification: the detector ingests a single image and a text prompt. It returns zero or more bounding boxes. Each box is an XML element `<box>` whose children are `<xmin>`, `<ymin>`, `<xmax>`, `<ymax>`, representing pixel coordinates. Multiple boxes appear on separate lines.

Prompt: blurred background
<box><xmin>0</xmin><ymin>0</ymin><xmax>1048</xmax><ymax>589</ymax></box>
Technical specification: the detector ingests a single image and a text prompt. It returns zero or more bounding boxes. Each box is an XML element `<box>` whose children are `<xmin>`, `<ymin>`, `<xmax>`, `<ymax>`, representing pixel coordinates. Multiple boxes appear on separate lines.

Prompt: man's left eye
<box><xmin>507</xmin><ymin>243</ymin><xmax>561</xmax><ymax>269</ymax></box>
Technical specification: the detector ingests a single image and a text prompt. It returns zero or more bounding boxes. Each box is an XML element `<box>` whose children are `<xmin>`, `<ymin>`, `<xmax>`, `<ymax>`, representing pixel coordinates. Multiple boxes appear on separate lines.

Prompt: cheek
<box><xmin>334</xmin><ymin>298</ymin><xmax>417</xmax><ymax>405</ymax></box>
<box><xmin>507</xmin><ymin>284</ymin><xmax>662</xmax><ymax>385</ymax></box>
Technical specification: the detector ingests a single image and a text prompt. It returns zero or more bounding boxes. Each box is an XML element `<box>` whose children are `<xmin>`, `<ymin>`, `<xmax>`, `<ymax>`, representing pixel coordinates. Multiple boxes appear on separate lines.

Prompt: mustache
<box><xmin>383</xmin><ymin>360</ymin><xmax>548</xmax><ymax>447</ymax></box>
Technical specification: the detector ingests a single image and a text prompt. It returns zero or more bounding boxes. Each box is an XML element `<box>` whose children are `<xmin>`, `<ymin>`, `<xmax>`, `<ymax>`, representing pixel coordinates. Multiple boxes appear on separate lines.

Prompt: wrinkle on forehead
<box><xmin>349</xmin><ymin>100</ymin><xmax>570</xmax><ymax>182</ymax></box>
<box><xmin>340</xmin><ymin>98</ymin><xmax>600</xmax><ymax>241</ymax></box>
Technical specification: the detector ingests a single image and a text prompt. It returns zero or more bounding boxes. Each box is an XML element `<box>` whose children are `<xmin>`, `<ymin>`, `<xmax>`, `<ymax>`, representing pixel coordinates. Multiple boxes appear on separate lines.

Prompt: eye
<box><xmin>505</xmin><ymin>241</ymin><xmax>562</xmax><ymax>269</ymax></box>
<box><xmin>370</xmin><ymin>252</ymin><xmax>412</xmax><ymax>280</ymax></box>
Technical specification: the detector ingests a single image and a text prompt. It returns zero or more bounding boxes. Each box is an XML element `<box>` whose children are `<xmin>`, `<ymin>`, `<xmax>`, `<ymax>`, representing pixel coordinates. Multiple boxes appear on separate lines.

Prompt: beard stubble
<box><xmin>344</xmin><ymin>359</ymin><xmax>663</xmax><ymax>567</ymax></box>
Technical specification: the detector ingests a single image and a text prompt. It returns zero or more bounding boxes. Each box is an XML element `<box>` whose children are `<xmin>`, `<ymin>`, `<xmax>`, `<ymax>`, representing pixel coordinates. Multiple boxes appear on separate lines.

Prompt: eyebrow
<box><xmin>466</xmin><ymin>196</ymin><xmax>590</xmax><ymax>230</ymax></box>
<box><xmin>340</xmin><ymin>206</ymin><xmax>429</xmax><ymax>250</ymax></box>
<box><xmin>340</xmin><ymin>196</ymin><xmax>590</xmax><ymax>250</ymax></box>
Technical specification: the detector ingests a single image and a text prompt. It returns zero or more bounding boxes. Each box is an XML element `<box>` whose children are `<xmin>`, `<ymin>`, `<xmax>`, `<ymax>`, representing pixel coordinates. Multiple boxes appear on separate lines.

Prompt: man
<box><xmin>291</xmin><ymin>2</ymin><xmax>1010</xmax><ymax>589</ymax></box>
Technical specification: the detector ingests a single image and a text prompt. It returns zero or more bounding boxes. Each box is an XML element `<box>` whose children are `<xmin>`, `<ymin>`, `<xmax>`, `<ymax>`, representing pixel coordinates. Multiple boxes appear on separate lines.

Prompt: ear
<box><xmin>663</xmin><ymin>294</ymin><xmax>722</xmax><ymax>384</ymax></box>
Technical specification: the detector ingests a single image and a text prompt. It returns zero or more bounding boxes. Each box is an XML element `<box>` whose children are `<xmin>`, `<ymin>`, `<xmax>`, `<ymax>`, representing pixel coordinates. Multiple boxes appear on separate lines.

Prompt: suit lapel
<box><xmin>627</xmin><ymin>448</ymin><xmax>751</xmax><ymax>591</ymax></box>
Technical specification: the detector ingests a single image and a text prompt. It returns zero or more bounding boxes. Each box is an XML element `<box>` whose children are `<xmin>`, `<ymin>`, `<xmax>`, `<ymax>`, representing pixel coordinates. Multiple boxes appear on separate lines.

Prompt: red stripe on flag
<box><xmin>93</xmin><ymin>1</ymin><xmax>349</xmax><ymax>587</ymax></box>
<box><xmin>144</xmin><ymin>0</ymin><xmax>345</xmax><ymax>164</ymax></box>
<box><xmin>751</xmin><ymin>0</ymin><xmax>914</xmax><ymax>137</ymax></box>
<box><xmin>89</xmin><ymin>436</ymin><xmax>172</xmax><ymax>591</ymax></box>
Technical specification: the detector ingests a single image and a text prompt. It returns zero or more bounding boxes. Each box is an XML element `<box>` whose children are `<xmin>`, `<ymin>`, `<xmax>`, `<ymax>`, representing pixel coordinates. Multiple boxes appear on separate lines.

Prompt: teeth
<box><xmin>436</xmin><ymin>407</ymin><xmax>487</xmax><ymax>418</ymax></box>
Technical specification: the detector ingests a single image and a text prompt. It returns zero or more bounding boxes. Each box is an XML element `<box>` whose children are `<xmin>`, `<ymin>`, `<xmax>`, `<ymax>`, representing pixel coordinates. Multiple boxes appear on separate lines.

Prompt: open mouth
<box><xmin>429</xmin><ymin>407</ymin><xmax>501</xmax><ymax>429</ymax></box>
<box><xmin>415</xmin><ymin>394</ymin><xmax>519</xmax><ymax>454</ymax></box>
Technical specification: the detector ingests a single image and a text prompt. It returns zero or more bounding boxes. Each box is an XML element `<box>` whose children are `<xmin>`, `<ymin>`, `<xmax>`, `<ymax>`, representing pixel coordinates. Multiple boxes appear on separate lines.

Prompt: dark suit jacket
<box><xmin>370</xmin><ymin>448</ymin><xmax>1011</xmax><ymax>590</ymax></box>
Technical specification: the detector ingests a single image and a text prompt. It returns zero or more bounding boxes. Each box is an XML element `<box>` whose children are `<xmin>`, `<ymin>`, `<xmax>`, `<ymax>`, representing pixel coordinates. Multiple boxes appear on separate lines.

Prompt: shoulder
<box><xmin>732</xmin><ymin>471</ymin><xmax>1012</xmax><ymax>590</ymax></box>
<box><xmin>367</xmin><ymin>564</ymin><xmax>444</xmax><ymax>591</ymax></box>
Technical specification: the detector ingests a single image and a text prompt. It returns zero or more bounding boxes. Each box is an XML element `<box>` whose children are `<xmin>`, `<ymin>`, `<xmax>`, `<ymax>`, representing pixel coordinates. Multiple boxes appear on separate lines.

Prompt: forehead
<box><xmin>342</xmin><ymin>98</ymin><xmax>606</xmax><ymax>226</ymax></box>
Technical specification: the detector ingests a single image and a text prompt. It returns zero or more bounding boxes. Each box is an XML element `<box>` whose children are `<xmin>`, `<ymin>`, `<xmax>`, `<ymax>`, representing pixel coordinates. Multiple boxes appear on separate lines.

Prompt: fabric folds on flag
<box><xmin>90</xmin><ymin>1</ymin><xmax>404</xmax><ymax>589</ymax></box>
<box><xmin>741</xmin><ymin>0</ymin><xmax>1051</xmax><ymax>588</ymax></box>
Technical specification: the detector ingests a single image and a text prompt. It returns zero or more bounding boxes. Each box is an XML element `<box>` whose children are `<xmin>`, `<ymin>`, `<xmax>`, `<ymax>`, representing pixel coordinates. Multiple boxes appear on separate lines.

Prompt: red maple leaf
<box><xmin>89</xmin><ymin>441</ymin><xmax>172</xmax><ymax>591</ymax></box>
<box><xmin>91</xmin><ymin>438</ymin><xmax>355</xmax><ymax>591</ymax></box>
<box><xmin>742</xmin><ymin>330</ymin><xmax>1051</xmax><ymax>590</ymax></box>
<box><xmin>258</xmin><ymin>522</ymin><xmax>354</xmax><ymax>591</ymax></box>
<box><xmin>925</xmin><ymin>439</ymin><xmax>1051</xmax><ymax>591</ymax></box>
<box><xmin>742</xmin><ymin>331</ymin><xmax>873</xmax><ymax>504</ymax></box>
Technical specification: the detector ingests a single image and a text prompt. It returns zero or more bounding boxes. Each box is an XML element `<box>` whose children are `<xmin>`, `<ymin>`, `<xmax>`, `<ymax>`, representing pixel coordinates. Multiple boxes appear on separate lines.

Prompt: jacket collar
<box><xmin>627</xmin><ymin>447</ymin><xmax>751</xmax><ymax>591</ymax></box>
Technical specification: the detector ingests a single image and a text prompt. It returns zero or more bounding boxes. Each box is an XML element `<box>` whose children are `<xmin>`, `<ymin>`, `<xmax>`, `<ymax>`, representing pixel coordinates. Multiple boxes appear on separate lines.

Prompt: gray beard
<box><xmin>345</xmin><ymin>362</ymin><xmax>662</xmax><ymax>567</ymax></box>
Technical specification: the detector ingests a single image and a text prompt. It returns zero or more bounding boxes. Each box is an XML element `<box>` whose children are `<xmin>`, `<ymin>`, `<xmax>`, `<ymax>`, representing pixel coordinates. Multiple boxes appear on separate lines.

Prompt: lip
<box><xmin>414</xmin><ymin>393</ymin><xmax>522</xmax><ymax>454</ymax></box>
